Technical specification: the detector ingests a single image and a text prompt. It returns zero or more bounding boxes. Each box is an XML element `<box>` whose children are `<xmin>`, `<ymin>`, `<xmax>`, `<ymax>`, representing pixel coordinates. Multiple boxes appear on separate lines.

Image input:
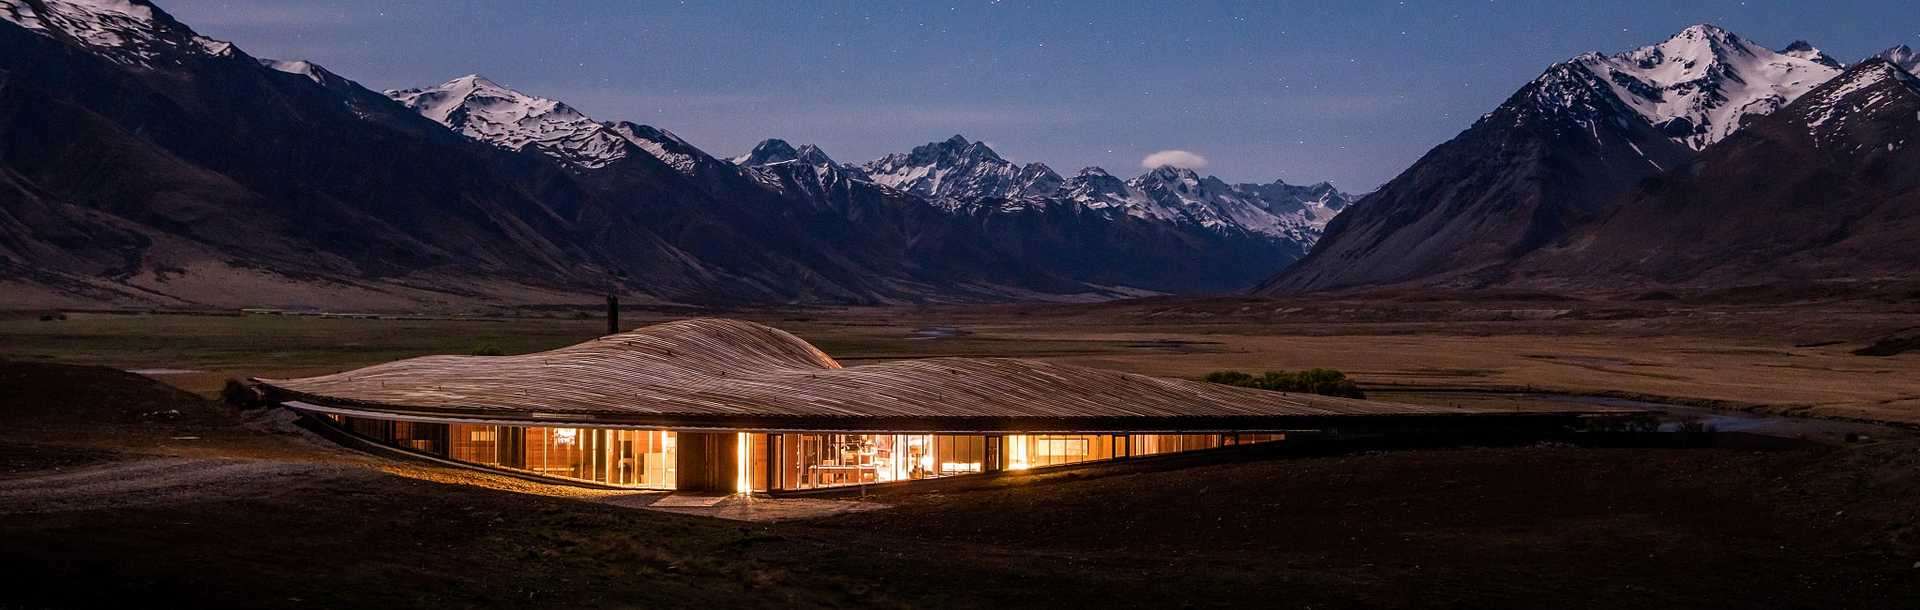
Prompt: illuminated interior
<box><xmin>776</xmin><ymin>433</ymin><xmax>989</xmax><ymax>490</ymax></box>
<box><xmin>325</xmin><ymin>414</ymin><xmax>677</xmax><ymax>489</ymax></box>
<box><xmin>316</xmin><ymin>413</ymin><xmax>1285</xmax><ymax>493</ymax></box>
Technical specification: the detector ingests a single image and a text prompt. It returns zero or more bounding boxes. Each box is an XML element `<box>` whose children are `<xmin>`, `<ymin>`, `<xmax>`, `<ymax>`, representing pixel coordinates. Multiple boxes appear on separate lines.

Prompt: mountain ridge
<box><xmin>0</xmin><ymin>0</ymin><xmax>1346</xmax><ymax>307</ymax></box>
<box><xmin>1497</xmin><ymin>57</ymin><xmax>1920</xmax><ymax>292</ymax></box>
<box><xmin>1259</xmin><ymin>23</ymin><xmax>1858</xmax><ymax>295</ymax></box>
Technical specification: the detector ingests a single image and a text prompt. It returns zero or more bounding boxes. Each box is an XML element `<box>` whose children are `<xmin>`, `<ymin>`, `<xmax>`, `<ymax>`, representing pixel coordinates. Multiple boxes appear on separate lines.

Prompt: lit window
<box><xmin>1035</xmin><ymin>438</ymin><xmax>1088</xmax><ymax>458</ymax></box>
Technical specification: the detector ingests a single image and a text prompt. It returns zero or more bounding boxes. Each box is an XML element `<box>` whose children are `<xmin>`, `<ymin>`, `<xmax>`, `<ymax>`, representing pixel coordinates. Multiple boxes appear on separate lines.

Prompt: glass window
<box><xmin>776</xmin><ymin>433</ymin><xmax>990</xmax><ymax>490</ymax></box>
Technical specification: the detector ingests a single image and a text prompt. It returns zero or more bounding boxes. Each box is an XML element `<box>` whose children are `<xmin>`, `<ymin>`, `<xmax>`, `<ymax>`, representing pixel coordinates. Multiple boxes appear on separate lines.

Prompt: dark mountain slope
<box><xmin>1507</xmin><ymin>59</ymin><xmax>1920</xmax><ymax>292</ymax></box>
<box><xmin>0</xmin><ymin>0</ymin><xmax>1340</xmax><ymax>307</ymax></box>
<box><xmin>1257</xmin><ymin>25</ymin><xmax>1843</xmax><ymax>296</ymax></box>
<box><xmin>1257</xmin><ymin>61</ymin><xmax>1691</xmax><ymax>294</ymax></box>
<box><xmin>0</xmin><ymin>2</ymin><xmax>716</xmax><ymax>305</ymax></box>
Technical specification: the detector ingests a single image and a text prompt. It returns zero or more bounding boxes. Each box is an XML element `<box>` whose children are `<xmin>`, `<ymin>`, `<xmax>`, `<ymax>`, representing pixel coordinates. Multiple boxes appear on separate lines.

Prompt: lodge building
<box><xmin>261</xmin><ymin>318</ymin><xmax>1579</xmax><ymax>494</ymax></box>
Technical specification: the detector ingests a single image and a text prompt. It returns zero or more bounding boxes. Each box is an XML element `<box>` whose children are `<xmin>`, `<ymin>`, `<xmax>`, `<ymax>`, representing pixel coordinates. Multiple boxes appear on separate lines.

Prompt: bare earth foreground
<box><xmin>2</xmin><ymin>297</ymin><xmax>1918</xmax><ymax>608</ymax></box>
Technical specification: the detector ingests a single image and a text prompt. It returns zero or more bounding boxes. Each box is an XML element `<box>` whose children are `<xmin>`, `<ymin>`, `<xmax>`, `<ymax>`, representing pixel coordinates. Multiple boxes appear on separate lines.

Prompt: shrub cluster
<box><xmin>1202</xmin><ymin>369</ymin><xmax>1365</xmax><ymax>398</ymax></box>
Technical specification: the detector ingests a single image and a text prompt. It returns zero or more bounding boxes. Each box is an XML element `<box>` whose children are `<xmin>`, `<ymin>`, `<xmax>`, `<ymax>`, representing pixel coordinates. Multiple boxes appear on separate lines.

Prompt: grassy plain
<box><xmin>4</xmin><ymin>295</ymin><xmax>1917</xmax><ymax>424</ymax></box>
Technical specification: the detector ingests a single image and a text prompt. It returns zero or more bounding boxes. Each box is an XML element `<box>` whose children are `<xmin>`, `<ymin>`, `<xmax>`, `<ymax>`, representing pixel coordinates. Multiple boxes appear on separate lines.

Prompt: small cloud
<box><xmin>1141</xmin><ymin>149</ymin><xmax>1208</xmax><ymax>170</ymax></box>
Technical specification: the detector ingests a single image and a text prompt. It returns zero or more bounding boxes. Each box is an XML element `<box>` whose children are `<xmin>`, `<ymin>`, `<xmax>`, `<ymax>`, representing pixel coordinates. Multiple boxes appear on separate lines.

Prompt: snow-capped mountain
<box><xmin>260</xmin><ymin>58</ymin><xmax>339</xmax><ymax>85</ymax></box>
<box><xmin>605</xmin><ymin>121</ymin><xmax>729</xmax><ymax>176</ymax></box>
<box><xmin>731</xmin><ymin>139</ymin><xmax>875</xmax><ymax>198</ymax></box>
<box><xmin>851</xmin><ymin>137</ymin><xmax>1351</xmax><ymax>242</ymax></box>
<box><xmin>1574</xmin><ymin>24</ymin><xmax>1841</xmax><ymax>151</ymax></box>
<box><xmin>0</xmin><ymin>0</ymin><xmax>234</xmax><ymax>66</ymax></box>
<box><xmin>861</xmin><ymin>135</ymin><xmax>1065</xmax><ymax>206</ymax></box>
<box><xmin>1779</xmin><ymin>40</ymin><xmax>1843</xmax><ymax>69</ymax></box>
<box><xmin>1501</xmin><ymin>57</ymin><xmax>1920</xmax><ymax>291</ymax></box>
<box><xmin>733</xmin><ymin>139</ymin><xmax>861</xmax><ymax>176</ymax></box>
<box><xmin>736</xmin><ymin>139</ymin><xmax>1351</xmax><ymax>243</ymax></box>
<box><xmin>384</xmin><ymin>73</ymin><xmax>1349</xmax><ymax>251</ymax></box>
<box><xmin>732</xmin><ymin>139</ymin><xmax>802</xmax><ymax>166</ymax></box>
<box><xmin>1263</xmin><ymin>24</ymin><xmax>1915</xmax><ymax>296</ymax></box>
<box><xmin>1263</xmin><ymin>27</ymin><xmax>1717</xmax><ymax>294</ymax></box>
<box><xmin>1118</xmin><ymin>167</ymin><xmax>1349</xmax><ymax>243</ymax></box>
<box><xmin>386</xmin><ymin>75</ymin><xmax>640</xmax><ymax>169</ymax></box>
<box><xmin>1059</xmin><ymin>167</ymin><xmax>1169</xmax><ymax>218</ymax></box>
<box><xmin>1874</xmin><ymin>45</ymin><xmax>1919</xmax><ymax>72</ymax></box>
<box><xmin>386</xmin><ymin>75</ymin><xmax>740</xmax><ymax>179</ymax></box>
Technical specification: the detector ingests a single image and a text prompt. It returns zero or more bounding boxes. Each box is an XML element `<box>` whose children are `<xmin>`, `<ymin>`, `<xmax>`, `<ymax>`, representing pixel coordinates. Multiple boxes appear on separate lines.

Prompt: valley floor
<box><xmin>4</xmin><ymin>295</ymin><xmax>1917</xmax><ymax>425</ymax></box>
<box><xmin>0</xmin><ymin>361</ymin><xmax>1915</xmax><ymax>609</ymax></box>
<box><xmin>2</xmin><ymin>297</ymin><xmax>1918</xmax><ymax>607</ymax></box>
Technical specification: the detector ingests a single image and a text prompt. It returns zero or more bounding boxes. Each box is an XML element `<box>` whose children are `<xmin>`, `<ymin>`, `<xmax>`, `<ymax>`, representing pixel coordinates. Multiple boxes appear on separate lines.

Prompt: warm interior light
<box><xmin>735</xmin><ymin>432</ymin><xmax>751</xmax><ymax>495</ymax></box>
<box><xmin>1007</xmin><ymin>434</ymin><xmax>1030</xmax><ymax>470</ymax></box>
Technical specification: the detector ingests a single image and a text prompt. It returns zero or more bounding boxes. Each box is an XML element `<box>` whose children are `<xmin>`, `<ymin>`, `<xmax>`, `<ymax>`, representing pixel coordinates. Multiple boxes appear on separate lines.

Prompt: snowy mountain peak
<box><xmin>257</xmin><ymin>58</ymin><xmax>357</xmax><ymax>89</ymax></box>
<box><xmin>387</xmin><ymin>75</ymin><xmax>635</xmax><ymax>169</ymax></box>
<box><xmin>1121</xmin><ymin>168</ymin><xmax>1352</xmax><ymax>242</ymax></box>
<box><xmin>861</xmin><ymin>135</ymin><xmax>1060</xmax><ymax>205</ymax></box>
<box><xmin>928</xmin><ymin>134</ymin><xmax>1004</xmax><ymax>162</ymax></box>
<box><xmin>793</xmin><ymin>144</ymin><xmax>838</xmax><ymax>167</ymax></box>
<box><xmin>606</xmin><ymin>122</ymin><xmax>719</xmax><ymax>175</ymax></box>
<box><xmin>0</xmin><ymin>0</ymin><xmax>242</xmax><ymax>66</ymax></box>
<box><xmin>1779</xmin><ymin>40</ymin><xmax>1843</xmax><ymax>69</ymax></box>
<box><xmin>1572</xmin><ymin>24</ymin><xmax>1842</xmax><ymax>150</ymax></box>
<box><xmin>730</xmin><ymin>139</ymin><xmax>844</xmax><ymax>171</ymax></box>
<box><xmin>732</xmin><ymin>139</ymin><xmax>801</xmax><ymax>166</ymax></box>
<box><xmin>260</xmin><ymin>58</ymin><xmax>322</xmax><ymax>80</ymax></box>
<box><xmin>1672</xmin><ymin>23</ymin><xmax>1737</xmax><ymax>43</ymax></box>
<box><xmin>1875</xmin><ymin>45</ymin><xmax>1919</xmax><ymax>72</ymax></box>
<box><xmin>1140</xmin><ymin>165</ymin><xmax>1202</xmax><ymax>185</ymax></box>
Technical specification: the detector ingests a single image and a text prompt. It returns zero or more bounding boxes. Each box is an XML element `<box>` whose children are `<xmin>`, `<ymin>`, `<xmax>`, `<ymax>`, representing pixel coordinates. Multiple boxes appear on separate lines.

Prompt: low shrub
<box><xmin>472</xmin><ymin>342</ymin><xmax>506</xmax><ymax>356</ymax></box>
<box><xmin>1203</xmin><ymin>368</ymin><xmax>1365</xmax><ymax>399</ymax></box>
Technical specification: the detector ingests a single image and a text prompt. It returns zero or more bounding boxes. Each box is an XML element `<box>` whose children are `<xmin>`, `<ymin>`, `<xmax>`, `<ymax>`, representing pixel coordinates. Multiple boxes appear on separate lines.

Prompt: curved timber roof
<box><xmin>261</xmin><ymin>318</ymin><xmax>1508</xmax><ymax>430</ymax></box>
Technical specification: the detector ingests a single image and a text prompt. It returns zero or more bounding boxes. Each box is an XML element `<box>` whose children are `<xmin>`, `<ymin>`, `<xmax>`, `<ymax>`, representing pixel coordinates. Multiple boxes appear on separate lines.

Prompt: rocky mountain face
<box><xmin>1576</xmin><ymin>25</ymin><xmax>1841</xmax><ymax>151</ymax></box>
<box><xmin>726</xmin><ymin>139</ymin><xmax>1321</xmax><ymax>294</ymax></box>
<box><xmin>1259</xmin><ymin>24</ymin><xmax>1847</xmax><ymax>295</ymax></box>
<box><xmin>0</xmin><ymin>0</ymin><xmax>719</xmax><ymax>308</ymax></box>
<box><xmin>841</xmin><ymin>136</ymin><xmax>1353</xmax><ymax>244</ymax></box>
<box><xmin>1874</xmin><ymin>44</ymin><xmax>1919</xmax><ymax>72</ymax></box>
<box><xmin>387</xmin><ymin>75</ymin><xmax>640</xmax><ymax>170</ymax></box>
<box><xmin>0</xmin><ymin>0</ymin><xmax>1348</xmax><ymax>307</ymax></box>
<box><xmin>380</xmin><ymin>74</ymin><xmax>1359</xmax><ymax>296</ymax></box>
<box><xmin>385</xmin><ymin>77</ymin><xmax>1338</xmax><ymax>297</ymax></box>
<box><xmin>1122</xmin><ymin>166</ymin><xmax>1350</xmax><ymax>244</ymax></box>
<box><xmin>1780</xmin><ymin>40</ymin><xmax>1843</xmax><ymax>69</ymax></box>
<box><xmin>0</xmin><ymin>0</ymin><xmax>230</xmax><ymax>66</ymax></box>
<box><xmin>860</xmin><ymin>135</ymin><xmax>1064</xmax><ymax>207</ymax></box>
<box><xmin>1505</xmin><ymin>58</ymin><xmax>1920</xmax><ymax>291</ymax></box>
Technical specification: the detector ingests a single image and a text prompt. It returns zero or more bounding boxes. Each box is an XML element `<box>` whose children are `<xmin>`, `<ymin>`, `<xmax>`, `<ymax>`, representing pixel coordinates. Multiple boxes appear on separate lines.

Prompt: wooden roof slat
<box><xmin>261</xmin><ymin>318</ymin><xmax>1480</xmax><ymax>422</ymax></box>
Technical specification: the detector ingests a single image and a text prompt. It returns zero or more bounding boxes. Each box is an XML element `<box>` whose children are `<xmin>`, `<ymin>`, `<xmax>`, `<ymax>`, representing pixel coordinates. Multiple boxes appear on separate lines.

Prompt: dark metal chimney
<box><xmin>606</xmin><ymin>295</ymin><xmax>619</xmax><ymax>336</ymax></box>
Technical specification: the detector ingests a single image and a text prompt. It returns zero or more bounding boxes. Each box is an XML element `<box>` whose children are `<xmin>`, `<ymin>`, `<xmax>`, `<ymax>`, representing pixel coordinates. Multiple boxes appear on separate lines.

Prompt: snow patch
<box><xmin>0</xmin><ymin>0</ymin><xmax>238</xmax><ymax>67</ymax></box>
<box><xmin>1574</xmin><ymin>24</ymin><xmax>1842</xmax><ymax>150</ymax></box>
<box><xmin>387</xmin><ymin>75</ymin><xmax>635</xmax><ymax>169</ymax></box>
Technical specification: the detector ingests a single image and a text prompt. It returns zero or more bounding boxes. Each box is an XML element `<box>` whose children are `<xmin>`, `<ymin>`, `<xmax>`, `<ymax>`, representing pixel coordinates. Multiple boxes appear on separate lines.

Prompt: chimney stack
<box><xmin>606</xmin><ymin>295</ymin><xmax>619</xmax><ymax>336</ymax></box>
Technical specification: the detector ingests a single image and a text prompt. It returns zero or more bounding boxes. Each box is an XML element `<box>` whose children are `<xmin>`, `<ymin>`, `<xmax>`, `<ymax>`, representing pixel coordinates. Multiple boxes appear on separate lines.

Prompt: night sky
<box><xmin>163</xmin><ymin>0</ymin><xmax>1917</xmax><ymax>190</ymax></box>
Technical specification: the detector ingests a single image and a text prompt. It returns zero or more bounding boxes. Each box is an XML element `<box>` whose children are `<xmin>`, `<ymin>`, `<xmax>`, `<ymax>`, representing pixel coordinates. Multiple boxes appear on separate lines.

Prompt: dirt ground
<box><xmin>1</xmin><ymin>361</ymin><xmax>1917</xmax><ymax>608</ymax></box>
